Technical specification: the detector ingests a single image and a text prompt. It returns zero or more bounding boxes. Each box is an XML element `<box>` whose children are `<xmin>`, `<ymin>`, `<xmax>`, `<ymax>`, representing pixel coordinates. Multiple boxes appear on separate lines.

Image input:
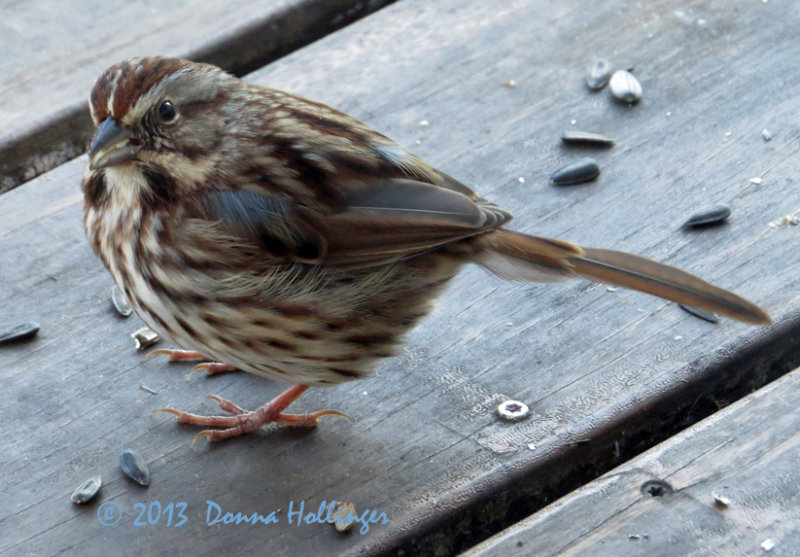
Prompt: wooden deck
<box><xmin>465</xmin><ymin>366</ymin><xmax>800</xmax><ymax>556</ymax></box>
<box><xmin>1</xmin><ymin>0</ymin><xmax>799</xmax><ymax>555</ymax></box>
<box><xmin>0</xmin><ymin>0</ymin><xmax>395</xmax><ymax>193</ymax></box>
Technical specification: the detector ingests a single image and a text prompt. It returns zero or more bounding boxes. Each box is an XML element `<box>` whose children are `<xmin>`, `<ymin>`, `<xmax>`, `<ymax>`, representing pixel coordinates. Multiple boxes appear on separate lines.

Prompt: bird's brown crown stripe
<box><xmin>91</xmin><ymin>58</ymin><xmax>188</xmax><ymax>122</ymax></box>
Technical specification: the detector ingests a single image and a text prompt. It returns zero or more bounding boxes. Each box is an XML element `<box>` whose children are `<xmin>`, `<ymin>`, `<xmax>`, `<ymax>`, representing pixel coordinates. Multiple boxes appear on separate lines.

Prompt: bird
<box><xmin>81</xmin><ymin>56</ymin><xmax>770</xmax><ymax>442</ymax></box>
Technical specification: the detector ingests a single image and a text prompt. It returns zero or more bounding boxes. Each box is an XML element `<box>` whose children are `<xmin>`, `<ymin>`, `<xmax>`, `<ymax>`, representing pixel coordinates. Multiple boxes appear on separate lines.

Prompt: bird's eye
<box><xmin>157</xmin><ymin>100</ymin><xmax>177</xmax><ymax>123</ymax></box>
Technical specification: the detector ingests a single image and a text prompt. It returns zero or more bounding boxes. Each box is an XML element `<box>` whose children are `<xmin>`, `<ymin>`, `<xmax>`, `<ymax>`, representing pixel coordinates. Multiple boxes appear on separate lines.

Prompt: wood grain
<box><xmin>0</xmin><ymin>0</ymin><xmax>395</xmax><ymax>193</ymax></box>
<box><xmin>464</xmin><ymin>367</ymin><xmax>800</xmax><ymax>556</ymax></box>
<box><xmin>1</xmin><ymin>0</ymin><xmax>799</xmax><ymax>555</ymax></box>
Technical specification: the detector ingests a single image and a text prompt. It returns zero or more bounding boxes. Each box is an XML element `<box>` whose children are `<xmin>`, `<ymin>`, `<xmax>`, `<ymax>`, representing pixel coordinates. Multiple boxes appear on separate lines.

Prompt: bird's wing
<box><xmin>194</xmin><ymin>180</ymin><xmax>509</xmax><ymax>268</ymax></box>
<box><xmin>182</xmin><ymin>87</ymin><xmax>517</xmax><ymax>268</ymax></box>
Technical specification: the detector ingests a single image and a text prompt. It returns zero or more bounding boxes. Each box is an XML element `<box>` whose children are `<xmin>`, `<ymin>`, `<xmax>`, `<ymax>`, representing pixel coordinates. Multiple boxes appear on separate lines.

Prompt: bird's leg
<box><xmin>144</xmin><ymin>348</ymin><xmax>239</xmax><ymax>377</ymax></box>
<box><xmin>154</xmin><ymin>383</ymin><xmax>350</xmax><ymax>442</ymax></box>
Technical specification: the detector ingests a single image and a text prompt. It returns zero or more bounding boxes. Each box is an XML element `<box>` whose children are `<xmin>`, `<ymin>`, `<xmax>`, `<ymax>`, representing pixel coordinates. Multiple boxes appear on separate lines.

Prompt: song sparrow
<box><xmin>82</xmin><ymin>57</ymin><xmax>770</xmax><ymax>442</ymax></box>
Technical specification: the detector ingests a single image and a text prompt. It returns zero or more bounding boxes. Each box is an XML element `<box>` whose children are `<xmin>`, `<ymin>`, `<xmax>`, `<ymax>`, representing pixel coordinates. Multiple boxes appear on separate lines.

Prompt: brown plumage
<box><xmin>82</xmin><ymin>57</ymin><xmax>770</xmax><ymax>442</ymax></box>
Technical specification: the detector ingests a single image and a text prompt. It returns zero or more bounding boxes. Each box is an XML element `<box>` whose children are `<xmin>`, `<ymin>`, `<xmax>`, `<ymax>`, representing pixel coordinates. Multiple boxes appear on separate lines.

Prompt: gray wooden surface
<box><xmin>0</xmin><ymin>0</ymin><xmax>394</xmax><ymax>193</ymax></box>
<box><xmin>2</xmin><ymin>0</ymin><xmax>799</xmax><ymax>555</ymax></box>
<box><xmin>464</xmin><ymin>366</ymin><xmax>800</xmax><ymax>557</ymax></box>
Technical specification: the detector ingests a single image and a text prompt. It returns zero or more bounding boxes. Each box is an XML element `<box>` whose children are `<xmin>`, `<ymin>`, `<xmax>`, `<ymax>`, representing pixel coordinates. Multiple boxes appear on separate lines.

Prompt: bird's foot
<box><xmin>154</xmin><ymin>383</ymin><xmax>350</xmax><ymax>443</ymax></box>
<box><xmin>144</xmin><ymin>348</ymin><xmax>238</xmax><ymax>377</ymax></box>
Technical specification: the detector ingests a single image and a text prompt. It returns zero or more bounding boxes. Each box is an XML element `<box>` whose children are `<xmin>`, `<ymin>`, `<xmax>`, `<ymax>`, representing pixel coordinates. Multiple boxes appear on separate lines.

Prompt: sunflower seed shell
<box><xmin>120</xmin><ymin>449</ymin><xmax>151</xmax><ymax>486</ymax></box>
<box><xmin>332</xmin><ymin>501</ymin><xmax>357</xmax><ymax>533</ymax></box>
<box><xmin>71</xmin><ymin>475</ymin><xmax>102</xmax><ymax>504</ymax></box>
<box><xmin>132</xmin><ymin>327</ymin><xmax>160</xmax><ymax>350</ymax></box>
<box><xmin>609</xmin><ymin>70</ymin><xmax>642</xmax><ymax>104</ymax></box>
<box><xmin>111</xmin><ymin>285</ymin><xmax>133</xmax><ymax>317</ymax></box>
<box><xmin>586</xmin><ymin>58</ymin><xmax>612</xmax><ymax>90</ymax></box>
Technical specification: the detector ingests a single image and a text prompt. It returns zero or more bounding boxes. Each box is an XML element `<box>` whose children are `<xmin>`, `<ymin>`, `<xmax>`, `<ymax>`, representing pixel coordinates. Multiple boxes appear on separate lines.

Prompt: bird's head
<box><xmin>87</xmin><ymin>56</ymin><xmax>241</xmax><ymax>178</ymax></box>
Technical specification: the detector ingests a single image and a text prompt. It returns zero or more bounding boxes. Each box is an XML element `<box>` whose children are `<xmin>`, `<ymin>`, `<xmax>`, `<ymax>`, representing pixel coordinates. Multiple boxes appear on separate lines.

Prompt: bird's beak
<box><xmin>88</xmin><ymin>117</ymin><xmax>140</xmax><ymax>170</ymax></box>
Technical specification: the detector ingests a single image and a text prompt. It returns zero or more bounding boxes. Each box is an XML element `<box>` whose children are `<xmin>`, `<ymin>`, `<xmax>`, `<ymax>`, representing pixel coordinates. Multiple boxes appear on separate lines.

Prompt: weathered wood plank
<box><xmin>1</xmin><ymin>0</ymin><xmax>800</xmax><ymax>555</ymax></box>
<box><xmin>0</xmin><ymin>0</ymin><xmax>395</xmax><ymax>193</ymax></box>
<box><xmin>464</xmin><ymin>367</ymin><xmax>800</xmax><ymax>557</ymax></box>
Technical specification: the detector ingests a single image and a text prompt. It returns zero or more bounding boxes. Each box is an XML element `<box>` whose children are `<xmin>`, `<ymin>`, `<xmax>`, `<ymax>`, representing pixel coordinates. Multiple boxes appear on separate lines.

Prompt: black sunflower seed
<box><xmin>0</xmin><ymin>322</ymin><xmax>40</xmax><ymax>345</ymax></box>
<box><xmin>682</xmin><ymin>205</ymin><xmax>731</xmax><ymax>228</ymax></box>
<box><xmin>550</xmin><ymin>158</ymin><xmax>600</xmax><ymax>185</ymax></box>
<box><xmin>561</xmin><ymin>131</ymin><xmax>615</xmax><ymax>147</ymax></box>
<box><xmin>679</xmin><ymin>304</ymin><xmax>720</xmax><ymax>323</ymax></box>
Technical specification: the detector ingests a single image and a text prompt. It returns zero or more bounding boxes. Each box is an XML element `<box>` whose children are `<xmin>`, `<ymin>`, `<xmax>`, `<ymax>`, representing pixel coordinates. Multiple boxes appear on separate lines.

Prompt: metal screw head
<box><xmin>640</xmin><ymin>479</ymin><xmax>673</xmax><ymax>497</ymax></box>
<box><xmin>496</xmin><ymin>400</ymin><xmax>530</xmax><ymax>421</ymax></box>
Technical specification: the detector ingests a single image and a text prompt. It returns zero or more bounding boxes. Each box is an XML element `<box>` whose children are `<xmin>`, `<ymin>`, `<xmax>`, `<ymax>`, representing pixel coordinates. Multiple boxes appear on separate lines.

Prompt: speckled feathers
<box><xmin>80</xmin><ymin>56</ymin><xmax>770</xmax><ymax>390</ymax></box>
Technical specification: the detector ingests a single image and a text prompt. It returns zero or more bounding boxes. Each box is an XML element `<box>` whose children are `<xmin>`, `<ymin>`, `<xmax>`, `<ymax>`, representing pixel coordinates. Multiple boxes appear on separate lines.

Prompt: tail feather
<box><xmin>475</xmin><ymin>230</ymin><xmax>771</xmax><ymax>325</ymax></box>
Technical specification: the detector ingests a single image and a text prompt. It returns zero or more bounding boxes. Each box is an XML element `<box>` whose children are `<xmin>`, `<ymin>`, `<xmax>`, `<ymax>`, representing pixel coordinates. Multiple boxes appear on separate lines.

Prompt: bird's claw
<box><xmin>153</xmin><ymin>385</ymin><xmax>350</xmax><ymax>442</ymax></box>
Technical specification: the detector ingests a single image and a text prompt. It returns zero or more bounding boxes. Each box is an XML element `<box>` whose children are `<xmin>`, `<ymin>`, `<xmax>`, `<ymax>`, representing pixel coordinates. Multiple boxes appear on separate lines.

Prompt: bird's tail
<box><xmin>473</xmin><ymin>229</ymin><xmax>771</xmax><ymax>325</ymax></box>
